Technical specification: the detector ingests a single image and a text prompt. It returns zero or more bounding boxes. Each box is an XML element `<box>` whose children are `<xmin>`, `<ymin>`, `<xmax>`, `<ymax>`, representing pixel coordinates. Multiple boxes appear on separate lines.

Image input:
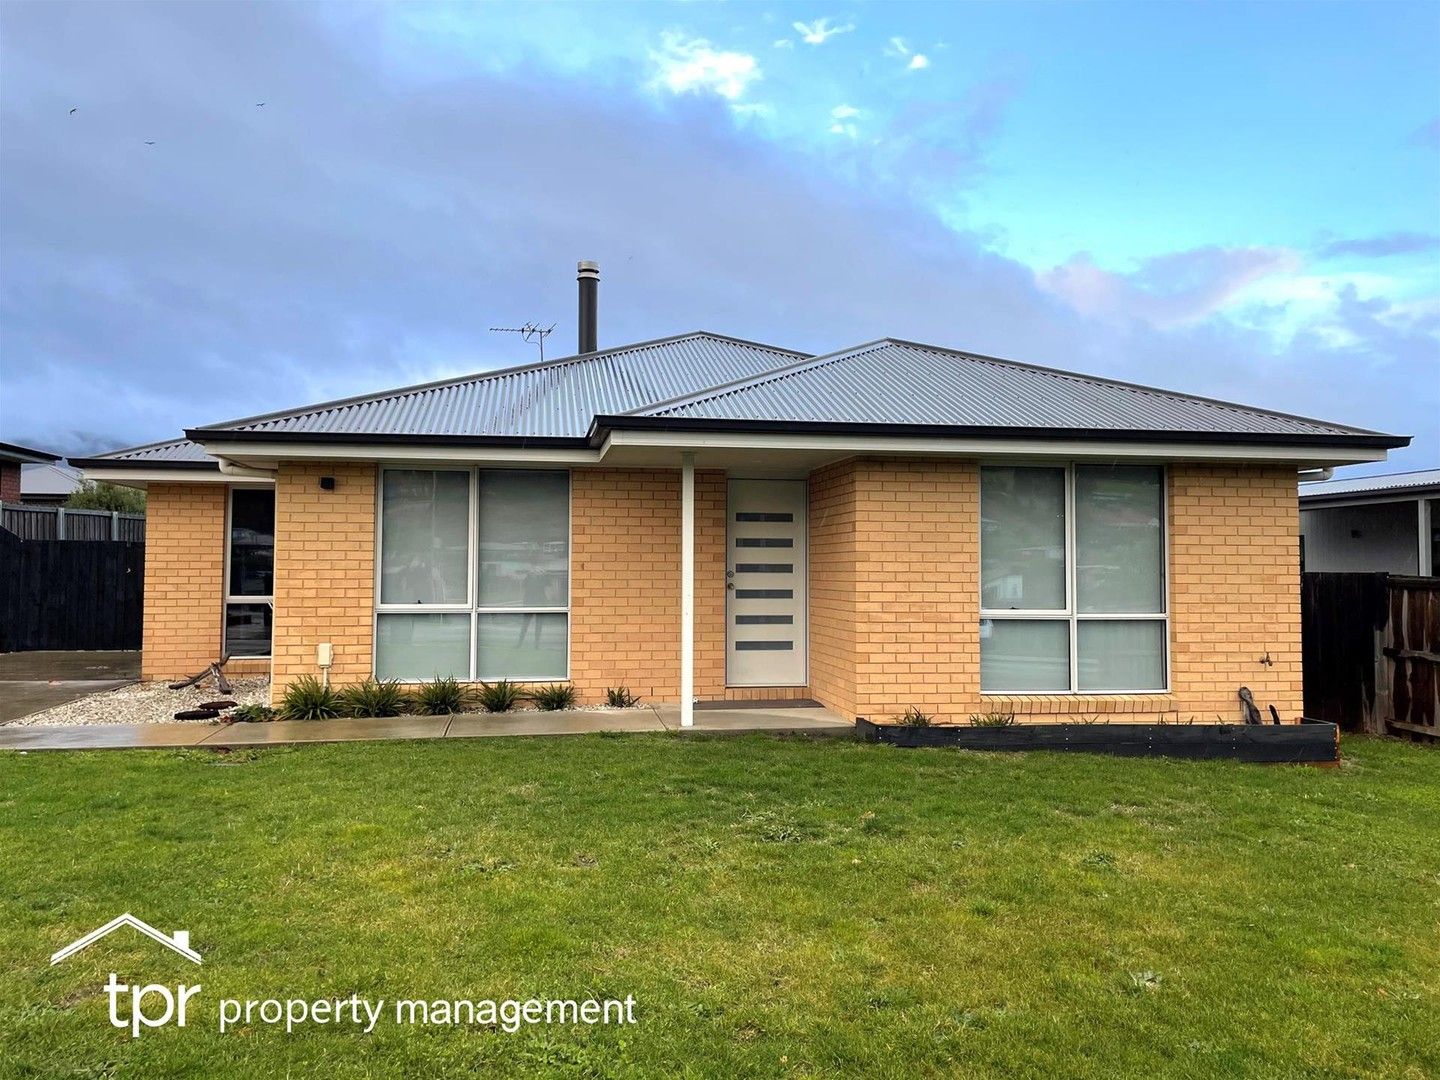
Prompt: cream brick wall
<box><xmin>270</xmin><ymin>462</ymin><xmax>376</xmax><ymax>701</ymax></box>
<box><xmin>830</xmin><ymin>457</ymin><xmax>1303</xmax><ymax>724</ymax></box>
<box><xmin>808</xmin><ymin>461</ymin><xmax>860</xmax><ymax>718</ymax></box>
<box><xmin>143</xmin><ymin>457</ymin><xmax>1303</xmax><ymax>721</ymax></box>
<box><xmin>1167</xmin><ymin>463</ymin><xmax>1302</xmax><ymax>721</ymax></box>
<box><xmin>141</xmin><ymin>483</ymin><xmax>267</xmax><ymax>683</ymax></box>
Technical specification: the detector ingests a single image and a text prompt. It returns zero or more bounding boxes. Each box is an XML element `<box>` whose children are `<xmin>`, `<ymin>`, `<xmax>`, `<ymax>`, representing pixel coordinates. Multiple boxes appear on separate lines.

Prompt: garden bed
<box><xmin>855</xmin><ymin>716</ymin><xmax>1340</xmax><ymax>763</ymax></box>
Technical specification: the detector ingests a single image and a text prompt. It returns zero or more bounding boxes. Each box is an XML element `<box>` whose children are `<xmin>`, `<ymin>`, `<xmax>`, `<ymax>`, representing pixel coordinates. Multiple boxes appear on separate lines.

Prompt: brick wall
<box><xmin>1167</xmin><ymin>463</ymin><xmax>1302</xmax><ymax>721</ymax></box>
<box><xmin>833</xmin><ymin>457</ymin><xmax>1303</xmax><ymax>724</ymax></box>
<box><xmin>807</xmin><ymin>461</ymin><xmax>860</xmax><ymax>717</ymax></box>
<box><xmin>270</xmin><ymin>462</ymin><xmax>376</xmax><ymax>700</ymax></box>
<box><xmin>140</xmin><ymin>483</ymin><xmax>267</xmax><ymax>682</ymax></box>
<box><xmin>141</xmin><ymin>458</ymin><xmax>1302</xmax><ymax>720</ymax></box>
<box><xmin>0</xmin><ymin>463</ymin><xmax>20</xmax><ymax>502</ymax></box>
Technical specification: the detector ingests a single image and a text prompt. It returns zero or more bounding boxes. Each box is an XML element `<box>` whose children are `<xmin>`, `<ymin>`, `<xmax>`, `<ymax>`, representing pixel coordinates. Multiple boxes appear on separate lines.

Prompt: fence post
<box><xmin>55</xmin><ymin>507</ymin><xmax>66</xmax><ymax>540</ymax></box>
<box><xmin>111</xmin><ymin>510</ymin><xmax>120</xmax><ymax>540</ymax></box>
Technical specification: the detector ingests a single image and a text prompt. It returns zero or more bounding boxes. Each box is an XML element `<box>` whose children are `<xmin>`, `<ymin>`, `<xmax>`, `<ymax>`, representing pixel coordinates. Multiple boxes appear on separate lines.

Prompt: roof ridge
<box><xmin>194</xmin><ymin>330</ymin><xmax>806</xmax><ymax>433</ymax></box>
<box><xmin>628</xmin><ymin>338</ymin><xmax>893</xmax><ymax>417</ymax></box>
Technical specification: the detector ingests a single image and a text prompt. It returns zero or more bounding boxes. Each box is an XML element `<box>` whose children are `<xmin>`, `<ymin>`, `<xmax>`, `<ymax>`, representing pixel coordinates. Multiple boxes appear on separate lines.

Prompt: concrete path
<box><xmin>0</xmin><ymin>651</ymin><xmax>139</xmax><ymax>724</ymax></box>
<box><xmin>0</xmin><ymin>704</ymin><xmax>853</xmax><ymax>751</ymax></box>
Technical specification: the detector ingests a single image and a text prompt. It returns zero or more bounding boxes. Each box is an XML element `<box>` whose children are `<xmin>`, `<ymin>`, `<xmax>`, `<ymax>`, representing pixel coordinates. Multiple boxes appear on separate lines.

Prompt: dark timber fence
<box><xmin>0</xmin><ymin>528</ymin><xmax>144</xmax><ymax>651</ymax></box>
<box><xmin>1301</xmin><ymin>572</ymin><xmax>1440</xmax><ymax>738</ymax></box>
<box><xmin>0</xmin><ymin>502</ymin><xmax>145</xmax><ymax>542</ymax></box>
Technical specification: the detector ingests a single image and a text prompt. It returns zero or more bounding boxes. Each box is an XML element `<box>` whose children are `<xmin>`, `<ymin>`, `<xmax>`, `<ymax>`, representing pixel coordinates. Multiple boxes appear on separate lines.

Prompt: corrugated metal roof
<box><xmin>198</xmin><ymin>332</ymin><xmax>806</xmax><ymax>440</ymax></box>
<box><xmin>84</xmin><ymin>438</ymin><xmax>217</xmax><ymax>465</ymax></box>
<box><xmin>636</xmin><ymin>339</ymin><xmax>1390</xmax><ymax>439</ymax></box>
<box><xmin>1299</xmin><ymin>468</ymin><xmax>1440</xmax><ymax>500</ymax></box>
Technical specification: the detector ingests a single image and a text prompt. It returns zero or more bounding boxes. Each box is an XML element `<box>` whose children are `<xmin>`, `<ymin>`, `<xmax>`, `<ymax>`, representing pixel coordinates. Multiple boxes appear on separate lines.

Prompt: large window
<box><xmin>225</xmin><ymin>488</ymin><xmax>274</xmax><ymax>658</ymax></box>
<box><xmin>980</xmin><ymin>465</ymin><xmax>1166</xmax><ymax>693</ymax></box>
<box><xmin>375</xmin><ymin>468</ymin><xmax>570</xmax><ymax>681</ymax></box>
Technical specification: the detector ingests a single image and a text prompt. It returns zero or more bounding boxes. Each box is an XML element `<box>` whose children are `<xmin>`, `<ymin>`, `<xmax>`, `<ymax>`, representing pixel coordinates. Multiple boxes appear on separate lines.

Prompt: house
<box><xmin>73</xmin><ymin>265</ymin><xmax>1410</xmax><ymax>726</ymax></box>
<box><xmin>19</xmin><ymin>461</ymin><xmax>84</xmax><ymax>506</ymax></box>
<box><xmin>1299</xmin><ymin>468</ymin><xmax>1439</xmax><ymax>575</ymax></box>
<box><xmin>0</xmin><ymin>441</ymin><xmax>60</xmax><ymax>503</ymax></box>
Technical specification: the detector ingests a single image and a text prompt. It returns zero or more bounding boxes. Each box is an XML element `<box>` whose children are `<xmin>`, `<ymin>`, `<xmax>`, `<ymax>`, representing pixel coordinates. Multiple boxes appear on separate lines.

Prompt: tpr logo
<box><xmin>51</xmin><ymin>912</ymin><xmax>202</xmax><ymax>1038</ymax></box>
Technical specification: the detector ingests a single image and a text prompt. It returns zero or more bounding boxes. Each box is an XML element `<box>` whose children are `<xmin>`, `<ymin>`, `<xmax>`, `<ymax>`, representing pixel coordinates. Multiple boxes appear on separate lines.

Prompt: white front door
<box><xmin>726</xmin><ymin>479</ymin><xmax>807</xmax><ymax>686</ymax></box>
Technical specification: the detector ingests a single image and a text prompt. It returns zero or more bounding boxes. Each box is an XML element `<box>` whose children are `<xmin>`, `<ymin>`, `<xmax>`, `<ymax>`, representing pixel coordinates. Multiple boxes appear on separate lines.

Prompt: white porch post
<box><xmin>680</xmin><ymin>452</ymin><xmax>696</xmax><ymax>728</ymax></box>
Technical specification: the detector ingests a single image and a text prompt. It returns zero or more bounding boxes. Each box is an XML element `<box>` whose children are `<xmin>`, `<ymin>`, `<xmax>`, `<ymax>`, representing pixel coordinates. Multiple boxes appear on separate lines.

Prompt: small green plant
<box><xmin>279</xmin><ymin>675</ymin><xmax>341</xmax><ymax>720</ymax></box>
<box><xmin>414</xmin><ymin>676</ymin><xmax>472</xmax><ymax>715</ymax></box>
<box><xmin>606</xmin><ymin>686</ymin><xmax>641</xmax><ymax>707</ymax></box>
<box><xmin>968</xmin><ymin>712</ymin><xmax>1016</xmax><ymax>728</ymax></box>
<box><xmin>475</xmin><ymin>679</ymin><xmax>522</xmax><ymax>713</ymax></box>
<box><xmin>337</xmin><ymin>678</ymin><xmax>410</xmax><ymax>718</ymax></box>
<box><xmin>529</xmin><ymin>683</ymin><xmax>577</xmax><ymax>711</ymax></box>
<box><xmin>896</xmin><ymin>706</ymin><xmax>934</xmax><ymax>727</ymax></box>
<box><xmin>228</xmin><ymin>703</ymin><xmax>276</xmax><ymax>723</ymax></box>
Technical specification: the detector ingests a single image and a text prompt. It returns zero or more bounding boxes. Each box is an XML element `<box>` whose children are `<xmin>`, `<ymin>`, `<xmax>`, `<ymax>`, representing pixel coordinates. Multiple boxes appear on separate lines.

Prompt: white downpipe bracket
<box><xmin>680</xmin><ymin>452</ymin><xmax>696</xmax><ymax>729</ymax></box>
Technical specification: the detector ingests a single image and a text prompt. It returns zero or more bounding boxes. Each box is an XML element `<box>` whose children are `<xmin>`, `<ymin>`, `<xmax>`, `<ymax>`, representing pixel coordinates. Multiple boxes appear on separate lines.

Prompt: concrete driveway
<box><xmin>0</xmin><ymin>651</ymin><xmax>140</xmax><ymax>724</ymax></box>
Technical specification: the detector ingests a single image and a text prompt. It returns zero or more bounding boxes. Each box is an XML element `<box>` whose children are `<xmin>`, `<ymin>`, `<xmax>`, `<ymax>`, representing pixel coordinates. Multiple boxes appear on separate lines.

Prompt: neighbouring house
<box><xmin>0</xmin><ymin>441</ymin><xmax>59</xmax><ymax>503</ymax></box>
<box><xmin>19</xmin><ymin>461</ymin><xmax>84</xmax><ymax>506</ymax></box>
<box><xmin>1299</xmin><ymin>469</ymin><xmax>1439</xmax><ymax>575</ymax></box>
<box><xmin>73</xmin><ymin>265</ymin><xmax>1410</xmax><ymax>726</ymax></box>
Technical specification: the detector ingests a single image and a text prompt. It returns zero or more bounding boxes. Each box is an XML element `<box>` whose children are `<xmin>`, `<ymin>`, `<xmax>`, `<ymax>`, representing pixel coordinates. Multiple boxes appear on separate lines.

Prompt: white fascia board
<box><xmin>79</xmin><ymin>467</ymin><xmax>249</xmax><ymax>487</ymax></box>
<box><xmin>198</xmin><ymin>440</ymin><xmax>604</xmax><ymax>467</ymax></box>
<box><xmin>601</xmin><ymin>429</ymin><xmax>1390</xmax><ymax>466</ymax></box>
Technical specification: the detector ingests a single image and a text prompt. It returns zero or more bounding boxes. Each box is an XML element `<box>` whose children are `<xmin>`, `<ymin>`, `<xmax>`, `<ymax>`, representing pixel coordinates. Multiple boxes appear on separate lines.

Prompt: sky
<box><xmin>1</xmin><ymin>0</ymin><xmax>1437</xmax><ymax>472</ymax></box>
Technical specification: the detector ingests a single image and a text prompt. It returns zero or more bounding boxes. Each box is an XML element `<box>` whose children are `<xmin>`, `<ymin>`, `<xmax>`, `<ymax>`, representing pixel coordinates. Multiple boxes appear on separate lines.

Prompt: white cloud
<box><xmin>650</xmin><ymin>31</ymin><xmax>760</xmax><ymax>101</ymax></box>
<box><xmin>792</xmin><ymin>17</ymin><xmax>854</xmax><ymax>45</ymax></box>
<box><xmin>908</xmin><ymin>54</ymin><xmax>929</xmax><ymax>70</ymax></box>
<box><xmin>885</xmin><ymin>37</ymin><xmax>909</xmax><ymax>58</ymax></box>
<box><xmin>828</xmin><ymin>105</ymin><xmax>860</xmax><ymax>138</ymax></box>
<box><xmin>772</xmin><ymin>38</ymin><xmax>793</xmax><ymax>49</ymax></box>
<box><xmin>830</xmin><ymin>104</ymin><xmax>860</xmax><ymax>120</ymax></box>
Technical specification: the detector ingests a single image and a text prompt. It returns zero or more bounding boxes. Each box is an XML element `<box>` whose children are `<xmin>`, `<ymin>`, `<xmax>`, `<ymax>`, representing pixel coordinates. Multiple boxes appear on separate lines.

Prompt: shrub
<box><xmin>529</xmin><ymin>683</ymin><xmax>577</xmax><ymax>711</ymax></box>
<box><xmin>337</xmin><ymin>678</ymin><xmax>410</xmax><ymax>718</ymax></box>
<box><xmin>606</xmin><ymin>686</ymin><xmax>641</xmax><ymax>707</ymax></box>
<box><xmin>896</xmin><ymin>706</ymin><xmax>934</xmax><ymax>727</ymax></box>
<box><xmin>414</xmin><ymin>676</ymin><xmax>472</xmax><ymax>715</ymax></box>
<box><xmin>279</xmin><ymin>675</ymin><xmax>341</xmax><ymax>720</ymax></box>
<box><xmin>968</xmin><ymin>711</ymin><xmax>1016</xmax><ymax>728</ymax></box>
<box><xmin>229</xmin><ymin>703</ymin><xmax>277</xmax><ymax>723</ymax></box>
<box><xmin>475</xmin><ymin>679</ymin><xmax>522</xmax><ymax>713</ymax></box>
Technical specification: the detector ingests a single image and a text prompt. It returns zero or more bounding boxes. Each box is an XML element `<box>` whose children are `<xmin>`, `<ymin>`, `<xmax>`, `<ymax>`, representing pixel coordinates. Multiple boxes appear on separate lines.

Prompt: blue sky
<box><xmin>2</xmin><ymin>1</ymin><xmax>1437</xmax><ymax>468</ymax></box>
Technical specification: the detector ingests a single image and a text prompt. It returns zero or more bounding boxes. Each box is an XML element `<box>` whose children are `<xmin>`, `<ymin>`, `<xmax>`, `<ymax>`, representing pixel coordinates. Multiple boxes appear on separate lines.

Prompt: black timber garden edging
<box><xmin>854</xmin><ymin>717</ymin><xmax>1340</xmax><ymax>764</ymax></box>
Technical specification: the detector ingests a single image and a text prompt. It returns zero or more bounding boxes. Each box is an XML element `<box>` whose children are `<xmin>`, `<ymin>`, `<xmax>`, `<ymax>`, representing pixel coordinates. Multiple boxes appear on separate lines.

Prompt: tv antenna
<box><xmin>489</xmin><ymin>322</ymin><xmax>556</xmax><ymax>362</ymax></box>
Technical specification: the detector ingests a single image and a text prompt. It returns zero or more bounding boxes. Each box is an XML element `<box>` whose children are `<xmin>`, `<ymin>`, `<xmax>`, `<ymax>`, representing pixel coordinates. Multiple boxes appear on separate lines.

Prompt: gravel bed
<box><xmin>10</xmin><ymin>678</ymin><xmax>270</xmax><ymax>727</ymax></box>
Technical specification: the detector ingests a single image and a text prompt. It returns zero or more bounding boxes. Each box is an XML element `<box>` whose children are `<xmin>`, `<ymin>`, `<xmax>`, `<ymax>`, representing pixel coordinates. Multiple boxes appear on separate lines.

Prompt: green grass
<box><xmin>1</xmin><ymin>734</ymin><xmax>1437</xmax><ymax>1077</ymax></box>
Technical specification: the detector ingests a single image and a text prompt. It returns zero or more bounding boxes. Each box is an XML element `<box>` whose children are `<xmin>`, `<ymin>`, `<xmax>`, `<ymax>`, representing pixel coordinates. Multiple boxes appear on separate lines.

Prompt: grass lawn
<box><xmin>1</xmin><ymin>733</ymin><xmax>1437</xmax><ymax>1078</ymax></box>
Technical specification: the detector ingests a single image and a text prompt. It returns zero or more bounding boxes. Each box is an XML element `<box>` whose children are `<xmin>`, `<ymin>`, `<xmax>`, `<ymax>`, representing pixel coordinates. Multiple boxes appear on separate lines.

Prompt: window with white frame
<box><xmin>225</xmin><ymin>488</ymin><xmax>274</xmax><ymax>658</ymax></box>
<box><xmin>375</xmin><ymin>468</ymin><xmax>570</xmax><ymax>681</ymax></box>
<box><xmin>979</xmin><ymin>464</ymin><xmax>1167</xmax><ymax>693</ymax></box>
